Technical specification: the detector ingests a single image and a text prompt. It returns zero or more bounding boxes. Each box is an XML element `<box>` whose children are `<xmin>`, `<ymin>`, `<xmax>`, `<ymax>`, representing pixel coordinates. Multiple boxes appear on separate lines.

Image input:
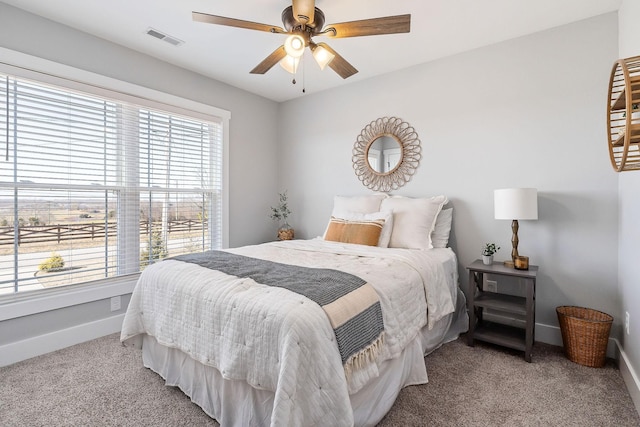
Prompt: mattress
<box><xmin>121</xmin><ymin>239</ymin><xmax>467</xmax><ymax>426</ymax></box>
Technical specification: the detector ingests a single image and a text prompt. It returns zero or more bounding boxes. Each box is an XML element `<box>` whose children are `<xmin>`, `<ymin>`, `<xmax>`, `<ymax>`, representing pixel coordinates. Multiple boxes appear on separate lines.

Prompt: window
<box><xmin>0</xmin><ymin>72</ymin><xmax>225</xmax><ymax>294</ymax></box>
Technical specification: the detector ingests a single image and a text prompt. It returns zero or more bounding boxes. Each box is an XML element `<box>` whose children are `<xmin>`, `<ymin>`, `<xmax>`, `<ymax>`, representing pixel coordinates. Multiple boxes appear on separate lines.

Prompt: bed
<box><xmin>121</xmin><ymin>194</ymin><xmax>468</xmax><ymax>427</ymax></box>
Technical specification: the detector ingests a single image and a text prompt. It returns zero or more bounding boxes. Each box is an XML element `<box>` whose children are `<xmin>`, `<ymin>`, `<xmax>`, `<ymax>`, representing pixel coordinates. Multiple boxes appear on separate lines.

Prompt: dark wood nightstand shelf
<box><xmin>474</xmin><ymin>321</ymin><xmax>526</xmax><ymax>351</ymax></box>
<box><xmin>474</xmin><ymin>293</ymin><xmax>527</xmax><ymax>315</ymax></box>
<box><xmin>466</xmin><ymin>259</ymin><xmax>538</xmax><ymax>362</ymax></box>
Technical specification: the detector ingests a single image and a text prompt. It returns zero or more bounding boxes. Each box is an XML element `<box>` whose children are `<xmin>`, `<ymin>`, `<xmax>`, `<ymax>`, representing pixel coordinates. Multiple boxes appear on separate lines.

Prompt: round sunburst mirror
<box><xmin>352</xmin><ymin>117</ymin><xmax>421</xmax><ymax>192</ymax></box>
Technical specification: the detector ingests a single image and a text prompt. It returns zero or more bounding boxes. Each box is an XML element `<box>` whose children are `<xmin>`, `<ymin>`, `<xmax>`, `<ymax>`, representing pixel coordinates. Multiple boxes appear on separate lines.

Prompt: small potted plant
<box><xmin>482</xmin><ymin>243</ymin><xmax>500</xmax><ymax>265</ymax></box>
<box><xmin>270</xmin><ymin>191</ymin><xmax>294</xmax><ymax>240</ymax></box>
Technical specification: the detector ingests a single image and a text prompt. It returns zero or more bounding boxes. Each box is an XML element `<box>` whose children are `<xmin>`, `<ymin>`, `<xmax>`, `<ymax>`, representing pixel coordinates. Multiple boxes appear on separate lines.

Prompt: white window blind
<box><xmin>0</xmin><ymin>73</ymin><xmax>224</xmax><ymax>294</ymax></box>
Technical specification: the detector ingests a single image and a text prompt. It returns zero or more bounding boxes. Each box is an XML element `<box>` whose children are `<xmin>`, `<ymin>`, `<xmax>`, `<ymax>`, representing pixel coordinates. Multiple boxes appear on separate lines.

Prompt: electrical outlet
<box><xmin>110</xmin><ymin>296</ymin><xmax>121</xmax><ymax>312</ymax></box>
<box><xmin>626</xmin><ymin>311</ymin><xmax>630</xmax><ymax>335</ymax></box>
<box><xmin>485</xmin><ymin>280</ymin><xmax>498</xmax><ymax>293</ymax></box>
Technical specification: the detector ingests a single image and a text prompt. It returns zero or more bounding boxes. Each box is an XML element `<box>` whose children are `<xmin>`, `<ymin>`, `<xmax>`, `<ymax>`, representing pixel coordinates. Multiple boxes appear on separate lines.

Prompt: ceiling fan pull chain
<box><xmin>292</xmin><ymin>59</ymin><xmax>297</xmax><ymax>85</ymax></box>
<box><xmin>302</xmin><ymin>55</ymin><xmax>306</xmax><ymax>93</ymax></box>
<box><xmin>294</xmin><ymin>52</ymin><xmax>301</xmax><ymax>85</ymax></box>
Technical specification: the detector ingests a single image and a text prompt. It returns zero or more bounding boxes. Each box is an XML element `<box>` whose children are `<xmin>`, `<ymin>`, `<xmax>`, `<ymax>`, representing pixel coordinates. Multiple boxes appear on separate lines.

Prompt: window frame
<box><xmin>0</xmin><ymin>47</ymin><xmax>230</xmax><ymax>315</ymax></box>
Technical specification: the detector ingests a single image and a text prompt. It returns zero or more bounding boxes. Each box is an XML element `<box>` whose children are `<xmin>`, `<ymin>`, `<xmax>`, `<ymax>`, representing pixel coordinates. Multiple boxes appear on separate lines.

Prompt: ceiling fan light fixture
<box><xmin>284</xmin><ymin>34</ymin><xmax>305</xmax><ymax>58</ymax></box>
<box><xmin>279</xmin><ymin>55</ymin><xmax>300</xmax><ymax>74</ymax></box>
<box><xmin>193</xmin><ymin>5</ymin><xmax>410</xmax><ymax>81</ymax></box>
<box><xmin>311</xmin><ymin>44</ymin><xmax>335</xmax><ymax>70</ymax></box>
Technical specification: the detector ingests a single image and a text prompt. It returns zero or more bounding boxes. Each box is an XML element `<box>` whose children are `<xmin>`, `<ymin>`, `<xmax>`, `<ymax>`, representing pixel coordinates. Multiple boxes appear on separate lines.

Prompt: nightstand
<box><xmin>466</xmin><ymin>259</ymin><xmax>538</xmax><ymax>362</ymax></box>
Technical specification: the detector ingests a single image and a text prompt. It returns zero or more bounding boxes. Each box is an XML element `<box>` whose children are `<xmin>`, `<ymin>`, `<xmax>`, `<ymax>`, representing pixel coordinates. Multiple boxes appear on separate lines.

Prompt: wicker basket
<box><xmin>556</xmin><ymin>306</ymin><xmax>613</xmax><ymax>368</ymax></box>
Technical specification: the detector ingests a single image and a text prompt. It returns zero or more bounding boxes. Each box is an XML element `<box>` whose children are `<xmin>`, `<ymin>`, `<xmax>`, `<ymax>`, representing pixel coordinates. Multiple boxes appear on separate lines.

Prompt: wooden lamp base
<box><xmin>504</xmin><ymin>219</ymin><xmax>519</xmax><ymax>268</ymax></box>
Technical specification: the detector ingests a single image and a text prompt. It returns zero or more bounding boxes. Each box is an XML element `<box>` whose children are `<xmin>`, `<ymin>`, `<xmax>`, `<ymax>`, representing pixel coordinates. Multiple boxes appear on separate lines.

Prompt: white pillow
<box><xmin>331</xmin><ymin>194</ymin><xmax>387</xmax><ymax>217</ymax></box>
<box><xmin>431</xmin><ymin>208</ymin><xmax>453</xmax><ymax>248</ymax></box>
<box><xmin>323</xmin><ymin>210</ymin><xmax>394</xmax><ymax>247</ymax></box>
<box><xmin>380</xmin><ymin>195</ymin><xmax>448</xmax><ymax>249</ymax></box>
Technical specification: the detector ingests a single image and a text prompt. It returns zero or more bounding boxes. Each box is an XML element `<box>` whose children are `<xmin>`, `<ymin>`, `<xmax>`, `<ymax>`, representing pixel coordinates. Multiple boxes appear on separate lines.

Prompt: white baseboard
<box><xmin>0</xmin><ymin>314</ymin><xmax>124</xmax><ymax>367</ymax></box>
<box><xmin>481</xmin><ymin>316</ymin><xmax>618</xmax><ymax>359</ymax></box>
<box><xmin>617</xmin><ymin>339</ymin><xmax>640</xmax><ymax>416</ymax></box>
<box><xmin>534</xmin><ymin>321</ymin><xmax>617</xmax><ymax>359</ymax></box>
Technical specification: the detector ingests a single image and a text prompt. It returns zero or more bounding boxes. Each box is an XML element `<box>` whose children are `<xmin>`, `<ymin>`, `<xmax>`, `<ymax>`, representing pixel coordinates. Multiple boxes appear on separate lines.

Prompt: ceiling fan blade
<box><xmin>317</xmin><ymin>43</ymin><xmax>358</xmax><ymax>79</ymax></box>
<box><xmin>192</xmin><ymin>11</ymin><xmax>286</xmax><ymax>34</ymax></box>
<box><xmin>322</xmin><ymin>14</ymin><xmax>411</xmax><ymax>38</ymax></box>
<box><xmin>250</xmin><ymin>46</ymin><xmax>288</xmax><ymax>74</ymax></box>
<box><xmin>292</xmin><ymin>0</ymin><xmax>316</xmax><ymax>25</ymax></box>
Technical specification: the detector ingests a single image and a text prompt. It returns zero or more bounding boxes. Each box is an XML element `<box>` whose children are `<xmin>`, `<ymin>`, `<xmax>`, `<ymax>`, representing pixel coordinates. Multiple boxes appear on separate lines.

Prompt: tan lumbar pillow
<box><xmin>324</xmin><ymin>217</ymin><xmax>385</xmax><ymax>247</ymax></box>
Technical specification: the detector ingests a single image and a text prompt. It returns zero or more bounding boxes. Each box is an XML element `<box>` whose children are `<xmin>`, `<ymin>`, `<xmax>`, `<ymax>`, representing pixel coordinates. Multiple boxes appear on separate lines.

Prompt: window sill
<box><xmin>0</xmin><ymin>274</ymin><xmax>140</xmax><ymax>321</ymax></box>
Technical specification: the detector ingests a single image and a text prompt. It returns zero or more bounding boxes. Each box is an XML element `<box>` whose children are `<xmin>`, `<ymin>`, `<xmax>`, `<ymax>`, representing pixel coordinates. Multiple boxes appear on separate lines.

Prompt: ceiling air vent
<box><xmin>145</xmin><ymin>27</ymin><xmax>184</xmax><ymax>46</ymax></box>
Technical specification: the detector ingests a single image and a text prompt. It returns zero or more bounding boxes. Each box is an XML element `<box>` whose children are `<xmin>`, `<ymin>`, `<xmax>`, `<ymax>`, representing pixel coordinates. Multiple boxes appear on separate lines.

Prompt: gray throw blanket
<box><xmin>171</xmin><ymin>250</ymin><xmax>385</xmax><ymax>374</ymax></box>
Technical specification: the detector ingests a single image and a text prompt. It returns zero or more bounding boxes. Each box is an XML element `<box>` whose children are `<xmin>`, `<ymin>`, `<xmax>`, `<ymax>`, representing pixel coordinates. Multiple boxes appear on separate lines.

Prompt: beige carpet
<box><xmin>1</xmin><ymin>333</ymin><xmax>638</xmax><ymax>426</ymax></box>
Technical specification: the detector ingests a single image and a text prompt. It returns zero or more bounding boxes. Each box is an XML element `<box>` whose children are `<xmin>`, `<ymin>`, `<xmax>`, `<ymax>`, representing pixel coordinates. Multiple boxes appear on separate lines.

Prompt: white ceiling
<box><xmin>1</xmin><ymin>0</ymin><xmax>621</xmax><ymax>102</ymax></box>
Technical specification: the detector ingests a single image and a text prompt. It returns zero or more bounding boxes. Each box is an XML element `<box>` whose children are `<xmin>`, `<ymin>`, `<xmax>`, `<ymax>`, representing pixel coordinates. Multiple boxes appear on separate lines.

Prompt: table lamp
<box><xmin>494</xmin><ymin>188</ymin><xmax>538</xmax><ymax>267</ymax></box>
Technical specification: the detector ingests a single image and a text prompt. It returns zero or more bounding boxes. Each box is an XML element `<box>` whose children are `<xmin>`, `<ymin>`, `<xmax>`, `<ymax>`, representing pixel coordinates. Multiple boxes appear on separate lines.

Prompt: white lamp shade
<box><xmin>494</xmin><ymin>188</ymin><xmax>538</xmax><ymax>220</ymax></box>
<box><xmin>311</xmin><ymin>44</ymin><xmax>335</xmax><ymax>70</ymax></box>
<box><xmin>284</xmin><ymin>35</ymin><xmax>305</xmax><ymax>58</ymax></box>
<box><xmin>279</xmin><ymin>55</ymin><xmax>300</xmax><ymax>74</ymax></box>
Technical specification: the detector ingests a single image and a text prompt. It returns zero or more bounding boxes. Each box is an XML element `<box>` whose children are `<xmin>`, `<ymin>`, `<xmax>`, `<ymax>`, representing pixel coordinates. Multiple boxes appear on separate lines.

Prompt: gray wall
<box><xmin>278</xmin><ymin>14</ymin><xmax>620</xmax><ymax>335</ymax></box>
<box><xmin>0</xmin><ymin>3</ymin><xmax>279</xmax><ymax>350</ymax></box>
<box><xmin>618</xmin><ymin>0</ymin><xmax>640</xmax><ymax>404</ymax></box>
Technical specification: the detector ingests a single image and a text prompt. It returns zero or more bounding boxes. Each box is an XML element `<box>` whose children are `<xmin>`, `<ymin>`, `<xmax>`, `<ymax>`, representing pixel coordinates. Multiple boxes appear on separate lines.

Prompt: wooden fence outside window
<box><xmin>0</xmin><ymin>219</ymin><xmax>206</xmax><ymax>246</ymax></box>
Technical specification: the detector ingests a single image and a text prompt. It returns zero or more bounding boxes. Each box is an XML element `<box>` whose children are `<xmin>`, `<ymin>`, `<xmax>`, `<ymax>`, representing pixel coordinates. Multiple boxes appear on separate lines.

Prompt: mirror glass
<box><xmin>366</xmin><ymin>135</ymin><xmax>402</xmax><ymax>174</ymax></box>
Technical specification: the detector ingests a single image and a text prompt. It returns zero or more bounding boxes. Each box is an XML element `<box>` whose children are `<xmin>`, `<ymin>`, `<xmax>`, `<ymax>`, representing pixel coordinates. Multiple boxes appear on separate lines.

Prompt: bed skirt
<box><xmin>134</xmin><ymin>288</ymin><xmax>468</xmax><ymax>427</ymax></box>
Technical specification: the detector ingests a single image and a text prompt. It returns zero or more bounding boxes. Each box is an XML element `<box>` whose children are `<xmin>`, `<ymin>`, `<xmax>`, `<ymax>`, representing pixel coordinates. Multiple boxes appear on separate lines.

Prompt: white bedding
<box><xmin>121</xmin><ymin>239</ymin><xmax>459</xmax><ymax>427</ymax></box>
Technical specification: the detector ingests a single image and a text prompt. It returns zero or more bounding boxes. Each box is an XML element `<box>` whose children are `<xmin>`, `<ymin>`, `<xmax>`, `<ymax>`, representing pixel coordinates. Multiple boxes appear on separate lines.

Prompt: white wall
<box><xmin>279</xmin><ymin>14</ymin><xmax>619</xmax><ymax>335</ymax></box>
<box><xmin>617</xmin><ymin>0</ymin><xmax>640</xmax><ymax>412</ymax></box>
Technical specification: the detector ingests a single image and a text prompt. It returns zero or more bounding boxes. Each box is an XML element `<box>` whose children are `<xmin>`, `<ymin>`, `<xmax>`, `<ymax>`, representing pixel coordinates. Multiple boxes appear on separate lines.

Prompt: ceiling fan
<box><xmin>192</xmin><ymin>0</ymin><xmax>411</xmax><ymax>80</ymax></box>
